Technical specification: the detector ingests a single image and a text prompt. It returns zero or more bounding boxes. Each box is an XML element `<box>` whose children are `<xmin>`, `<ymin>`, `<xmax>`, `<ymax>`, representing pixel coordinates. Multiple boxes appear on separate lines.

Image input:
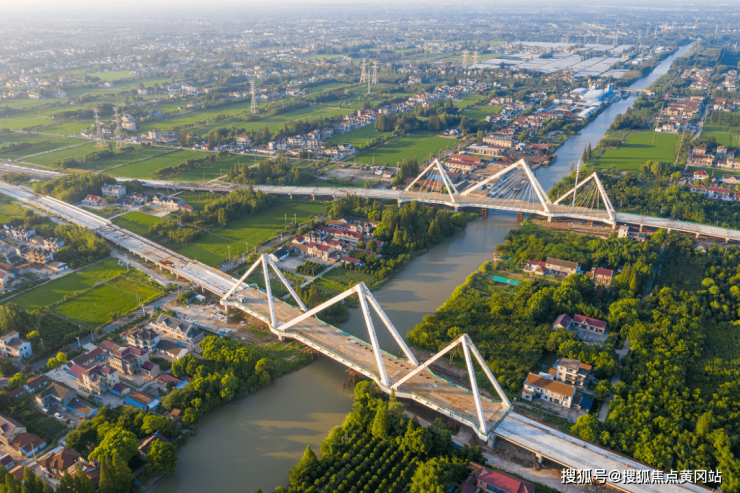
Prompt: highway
<box><xmin>0</xmin><ymin>180</ymin><xmax>710</xmax><ymax>493</ymax></box>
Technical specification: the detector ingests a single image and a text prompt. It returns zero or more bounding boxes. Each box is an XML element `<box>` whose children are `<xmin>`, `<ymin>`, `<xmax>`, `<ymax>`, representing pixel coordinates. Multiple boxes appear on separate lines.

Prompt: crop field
<box><xmin>455</xmin><ymin>94</ymin><xmax>488</xmax><ymax>109</ymax></box>
<box><xmin>702</xmin><ymin>124</ymin><xmax>740</xmax><ymax>147</ymax></box>
<box><xmin>109</xmin><ymin>149</ymin><xmax>207</xmax><ymax>178</ymax></box>
<box><xmin>9</xmin><ymin>258</ymin><xmax>128</xmax><ymax>312</ymax></box>
<box><xmin>37</xmin><ymin>121</ymin><xmax>95</xmax><ymax>136</ymax></box>
<box><xmin>23</xmin><ymin>142</ymin><xmax>97</xmax><ymax>166</ymax></box>
<box><xmin>352</xmin><ymin>131</ymin><xmax>457</xmax><ymax>166</ymax></box>
<box><xmin>112</xmin><ymin>211</ymin><xmax>163</xmax><ymax>236</ymax></box>
<box><xmin>74</xmin><ymin>147</ymin><xmax>172</xmax><ymax>172</ymax></box>
<box><xmin>0</xmin><ymin>132</ymin><xmax>62</xmax><ymax>145</ymax></box>
<box><xmin>653</xmin><ymin>250</ymin><xmax>705</xmax><ymax>293</ymax></box>
<box><xmin>336</xmin><ymin>125</ymin><xmax>392</xmax><ymax>148</ymax></box>
<box><xmin>239</xmin><ymin>106</ymin><xmax>354</xmax><ymax>134</ymax></box>
<box><xmin>304</xmin><ymin>82</ymin><xmax>350</xmax><ymax>94</ymax></box>
<box><xmin>463</xmin><ymin>105</ymin><xmax>502</xmax><ymax>121</ymax></box>
<box><xmin>0</xmin><ymin>117</ymin><xmax>55</xmax><ymax>131</ymax></box>
<box><xmin>55</xmin><ymin>275</ymin><xmax>165</xmax><ymax>328</ymax></box>
<box><xmin>176</xmin><ymin>201</ymin><xmax>326</xmax><ymax>266</ymax></box>
<box><xmin>174</xmin><ymin>154</ymin><xmax>256</xmax><ymax>182</ymax></box>
<box><xmin>314</xmin><ymin>267</ymin><xmax>380</xmax><ymax>295</ymax></box>
<box><xmin>594</xmin><ymin>131</ymin><xmax>677</xmax><ymax>171</ymax></box>
<box><xmin>0</xmin><ymin>196</ymin><xmax>28</xmax><ymax>222</ymax></box>
<box><xmin>0</xmin><ymin>136</ymin><xmax>82</xmax><ymax>158</ymax></box>
<box><xmin>174</xmin><ymin>192</ymin><xmax>219</xmax><ymax>210</ymax></box>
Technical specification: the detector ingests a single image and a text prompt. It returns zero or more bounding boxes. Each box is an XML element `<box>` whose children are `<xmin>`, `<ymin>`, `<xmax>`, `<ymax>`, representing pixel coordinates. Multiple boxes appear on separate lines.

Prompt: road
<box><xmin>0</xmin><ymin>161</ymin><xmax>64</xmax><ymax>178</ymax></box>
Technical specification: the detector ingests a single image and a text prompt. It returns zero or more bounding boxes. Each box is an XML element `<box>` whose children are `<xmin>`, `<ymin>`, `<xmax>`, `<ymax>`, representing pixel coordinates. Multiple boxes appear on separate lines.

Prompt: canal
<box><xmin>153</xmin><ymin>42</ymin><xmax>693</xmax><ymax>493</ymax></box>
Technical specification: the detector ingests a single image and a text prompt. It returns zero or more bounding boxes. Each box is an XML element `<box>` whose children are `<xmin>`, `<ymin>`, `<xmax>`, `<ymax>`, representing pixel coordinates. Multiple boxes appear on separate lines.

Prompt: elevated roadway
<box><xmin>0</xmin><ymin>181</ymin><xmax>710</xmax><ymax>492</ymax></box>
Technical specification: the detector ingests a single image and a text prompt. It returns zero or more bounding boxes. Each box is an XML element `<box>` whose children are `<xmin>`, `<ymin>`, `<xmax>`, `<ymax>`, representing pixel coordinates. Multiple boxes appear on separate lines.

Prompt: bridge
<box><xmin>0</xmin><ymin>181</ymin><xmax>709</xmax><ymax>493</ymax></box>
<box><xmin>131</xmin><ymin>158</ymin><xmax>740</xmax><ymax>242</ymax></box>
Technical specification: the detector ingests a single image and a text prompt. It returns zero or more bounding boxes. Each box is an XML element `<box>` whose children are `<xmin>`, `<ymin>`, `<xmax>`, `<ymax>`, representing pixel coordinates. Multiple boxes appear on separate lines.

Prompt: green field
<box><xmin>314</xmin><ymin>267</ymin><xmax>380</xmax><ymax>294</ymax></box>
<box><xmin>335</xmin><ymin>125</ymin><xmax>392</xmax><ymax>148</ymax></box>
<box><xmin>72</xmin><ymin>147</ymin><xmax>173</xmax><ymax>172</ymax></box>
<box><xmin>23</xmin><ymin>142</ymin><xmax>97</xmax><ymax>166</ymax></box>
<box><xmin>175</xmin><ymin>154</ymin><xmax>256</xmax><ymax>182</ymax></box>
<box><xmin>0</xmin><ymin>117</ymin><xmax>55</xmax><ymax>131</ymax></box>
<box><xmin>176</xmin><ymin>202</ymin><xmax>326</xmax><ymax>266</ymax></box>
<box><xmin>112</xmin><ymin>211</ymin><xmax>163</xmax><ymax>236</ymax></box>
<box><xmin>455</xmin><ymin>94</ymin><xmax>488</xmax><ymax>109</ymax></box>
<box><xmin>702</xmin><ymin>124</ymin><xmax>740</xmax><ymax>147</ymax></box>
<box><xmin>0</xmin><ymin>136</ymin><xmax>82</xmax><ymax>158</ymax></box>
<box><xmin>0</xmin><ymin>196</ymin><xmax>29</xmax><ymax>223</ymax></box>
<box><xmin>109</xmin><ymin>149</ymin><xmax>210</xmax><ymax>178</ymax></box>
<box><xmin>55</xmin><ymin>276</ymin><xmax>163</xmax><ymax>328</ymax></box>
<box><xmin>594</xmin><ymin>131</ymin><xmax>678</xmax><ymax>171</ymax></box>
<box><xmin>9</xmin><ymin>259</ymin><xmax>128</xmax><ymax>311</ymax></box>
<box><xmin>463</xmin><ymin>105</ymin><xmax>502</xmax><ymax>121</ymax></box>
<box><xmin>352</xmin><ymin>131</ymin><xmax>457</xmax><ymax>166</ymax></box>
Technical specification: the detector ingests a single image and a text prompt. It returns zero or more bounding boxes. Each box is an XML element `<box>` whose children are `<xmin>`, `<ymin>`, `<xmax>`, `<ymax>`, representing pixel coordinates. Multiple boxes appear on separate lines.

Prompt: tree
<box><xmin>142</xmin><ymin>415</ymin><xmax>178</xmax><ymax>439</ymax></box>
<box><xmin>594</xmin><ymin>380</ymin><xmax>612</xmax><ymax>401</ymax></box>
<box><xmin>98</xmin><ymin>453</ymin><xmax>134</xmax><ymax>493</ymax></box>
<box><xmin>571</xmin><ymin>415</ymin><xmax>602</xmax><ymax>443</ymax></box>
<box><xmin>74</xmin><ymin>467</ymin><xmax>96</xmax><ymax>493</ymax></box>
<box><xmin>371</xmin><ymin>402</ymin><xmax>389</xmax><ymax>440</ymax></box>
<box><xmin>146</xmin><ymin>440</ymin><xmax>178</xmax><ymax>475</ymax></box>
<box><xmin>7</xmin><ymin>373</ymin><xmax>27</xmax><ymax>390</ymax></box>
<box><xmin>57</xmin><ymin>471</ymin><xmax>76</xmax><ymax>493</ymax></box>
<box><xmin>90</xmin><ymin>428</ymin><xmax>139</xmax><ymax>462</ymax></box>
<box><xmin>409</xmin><ymin>458</ymin><xmax>454</xmax><ymax>493</ymax></box>
<box><xmin>288</xmin><ymin>445</ymin><xmax>318</xmax><ymax>487</ymax></box>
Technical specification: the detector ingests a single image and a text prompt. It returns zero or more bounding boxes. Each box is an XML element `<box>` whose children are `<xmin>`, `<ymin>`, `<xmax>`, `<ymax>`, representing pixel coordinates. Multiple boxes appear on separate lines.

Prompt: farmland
<box><xmin>335</xmin><ymin>125</ymin><xmax>392</xmax><ymax>148</ymax></box>
<box><xmin>0</xmin><ymin>196</ymin><xmax>29</xmax><ymax>222</ymax></box>
<box><xmin>176</xmin><ymin>201</ymin><xmax>326</xmax><ymax>266</ymax></box>
<box><xmin>8</xmin><ymin>258</ymin><xmax>166</xmax><ymax>328</ymax></box>
<box><xmin>0</xmin><ymin>135</ymin><xmax>82</xmax><ymax>158</ymax></box>
<box><xmin>109</xmin><ymin>149</ymin><xmax>210</xmax><ymax>179</ymax></box>
<box><xmin>463</xmin><ymin>105</ymin><xmax>503</xmax><ymax>121</ymax></box>
<box><xmin>112</xmin><ymin>211</ymin><xmax>163</xmax><ymax>236</ymax></box>
<box><xmin>22</xmin><ymin>142</ymin><xmax>97</xmax><ymax>166</ymax></box>
<box><xmin>352</xmin><ymin>131</ymin><xmax>457</xmax><ymax>166</ymax></box>
<box><xmin>314</xmin><ymin>267</ymin><xmax>380</xmax><ymax>295</ymax></box>
<box><xmin>594</xmin><ymin>131</ymin><xmax>677</xmax><ymax>171</ymax></box>
<box><xmin>702</xmin><ymin>123</ymin><xmax>740</xmax><ymax>147</ymax></box>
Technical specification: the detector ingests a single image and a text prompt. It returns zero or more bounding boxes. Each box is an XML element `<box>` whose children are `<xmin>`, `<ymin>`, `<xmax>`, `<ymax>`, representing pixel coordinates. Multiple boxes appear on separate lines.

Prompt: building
<box><xmin>0</xmin><ymin>415</ymin><xmax>26</xmax><ymax>445</ymax></box>
<box><xmin>82</xmin><ymin>195</ymin><xmax>104</xmax><ymax>207</ymax></box>
<box><xmin>0</xmin><ymin>270</ymin><xmax>15</xmax><ymax>288</ymax></box>
<box><xmin>554</xmin><ymin>358</ymin><xmax>592</xmax><ymax>387</ymax></box>
<box><xmin>571</xmin><ymin>314</ymin><xmax>608</xmax><ymax>335</ymax></box>
<box><xmin>125</xmin><ymin>391</ymin><xmax>160</xmax><ymax>410</ymax></box>
<box><xmin>80</xmin><ymin>366</ymin><xmax>120</xmax><ymax>395</ymax></box>
<box><xmin>552</xmin><ymin>313</ymin><xmax>572</xmax><ymax>330</ymax></box>
<box><xmin>523</xmin><ymin>260</ymin><xmax>546</xmax><ymax>276</ymax></box>
<box><xmin>151</xmin><ymin>315</ymin><xmax>204</xmax><ymax>343</ymax></box>
<box><xmin>36</xmin><ymin>382</ymin><xmax>76</xmax><ymax>409</ymax></box>
<box><xmin>0</xmin><ymin>332</ymin><xmax>32</xmax><ymax>360</ymax></box>
<box><xmin>269</xmin><ymin>247</ymin><xmax>290</xmax><ymax>263</ymax></box>
<box><xmin>66</xmin><ymin>399</ymin><xmax>98</xmax><ymax>419</ymax></box>
<box><xmin>586</xmin><ymin>267</ymin><xmax>614</xmax><ymax>288</ymax></box>
<box><xmin>138</xmin><ymin>432</ymin><xmax>168</xmax><ymax>457</ymax></box>
<box><xmin>38</xmin><ymin>448</ymin><xmax>82</xmax><ymax>479</ymax></box>
<box><xmin>101</xmin><ymin>184</ymin><xmax>127</xmax><ymax>198</ymax></box>
<box><xmin>109</xmin><ymin>347</ymin><xmax>148</xmax><ymax>375</ymax></box>
<box><xmin>545</xmin><ymin>257</ymin><xmax>579</xmax><ymax>277</ymax></box>
<box><xmin>156</xmin><ymin>339</ymin><xmax>189</xmax><ymax>361</ymax></box>
<box><xmin>11</xmin><ymin>432</ymin><xmax>46</xmax><ymax>458</ymax></box>
<box><xmin>482</xmin><ymin>136</ymin><xmax>515</xmax><ymax>148</ymax></box>
<box><xmin>124</xmin><ymin>327</ymin><xmax>160</xmax><ymax>351</ymax></box>
<box><xmin>463</xmin><ymin>462</ymin><xmax>534</xmax><ymax>493</ymax></box>
<box><xmin>24</xmin><ymin>375</ymin><xmax>50</xmax><ymax>394</ymax></box>
<box><xmin>521</xmin><ymin>372</ymin><xmax>576</xmax><ymax>408</ymax></box>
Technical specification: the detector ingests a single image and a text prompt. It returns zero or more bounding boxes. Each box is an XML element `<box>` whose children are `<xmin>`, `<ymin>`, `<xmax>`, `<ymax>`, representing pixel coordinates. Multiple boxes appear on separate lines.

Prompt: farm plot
<box><xmin>0</xmin><ymin>136</ymin><xmax>82</xmax><ymax>158</ymax></box>
<box><xmin>73</xmin><ymin>147</ymin><xmax>173</xmax><ymax>172</ymax></box>
<box><xmin>594</xmin><ymin>131</ymin><xmax>677</xmax><ymax>171</ymax></box>
<box><xmin>112</xmin><ymin>211</ymin><xmax>163</xmax><ymax>236</ymax></box>
<box><xmin>0</xmin><ymin>117</ymin><xmax>55</xmax><ymax>131</ymax></box>
<box><xmin>109</xmin><ymin>149</ymin><xmax>209</xmax><ymax>179</ymax></box>
<box><xmin>23</xmin><ymin>142</ymin><xmax>97</xmax><ymax>166</ymax></box>
<box><xmin>0</xmin><ymin>196</ymin><xmax>29</xmax><ymax>222</ymax></box>
<box><xmin>176</xmin><ymin>201</ymin><xmax>326</xmax><ymax>266</ymax></box>
<box><xmin>8</xmin><ymin>258</ymin><xmax>128</xmax><ymax>312</ymax></box>
<box><xmin>336</xmin><ymin>125</ymin><xmax>392</xmax><ymax>148</ymax></box>
<box><xmin>314</xmin><ymin>267</ymin><xmax>380</xmax><ymax>295</ymax></box>
<box><xmin>352</xmin><ymin>131</ymin><xmax>457</xmax><ymax>166</ymax></box>
<box><xmin>464</xmin><ymin>105</ymin><xmax>502</xmax><ymax>121</ymax></box>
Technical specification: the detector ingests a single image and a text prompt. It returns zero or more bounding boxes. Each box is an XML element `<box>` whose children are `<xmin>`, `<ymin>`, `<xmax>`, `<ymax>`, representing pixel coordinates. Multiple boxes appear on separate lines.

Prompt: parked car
<box><xmin>54</xmin><ymin>413</ymin><xmax>63</xmax><ymax>420</ymax></box>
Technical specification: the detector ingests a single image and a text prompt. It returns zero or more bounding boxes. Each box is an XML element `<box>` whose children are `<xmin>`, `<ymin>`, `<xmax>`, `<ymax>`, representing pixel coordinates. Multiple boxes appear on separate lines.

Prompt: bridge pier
<box><xmin>289</xmin><ymin>194</ymin><xmax>293</xmax><ymax>199</ymax></box>
<box><xmin>311</xmin><ymin>194</ymin><xmax>315</xmax><ymax>201</ymax></box>
<box><xmin>696</xmin><ymin>232</ymin><xmax>700</xmax><ymax>238</ymax></box>
<box><xmin>639</xmin><ymin>224</ymin><xmax>643</xmax><ymax>232</ymax></box>
<box><xmin>481</xmin><ymin>208</ymin><xmax>488</xmax><ymax>218</ymax></box>
<box><xmin>516</xmin><ymin>212</ymin><xmax>524</xmax><ymax>222</ymax></box>
<box><xmin>536</xmin><ymin>453</ymin><xmax>543</xmax><ymax>465</ymax></box>
<box><xmin>547</xmin><ymin>216</ymin><xmax>552</xmax><ymax>223</ymax></box>
<box><xmin>487</xmin><ymin>434</ymin><xmax>496</xmax><ymax>447</ymax></box>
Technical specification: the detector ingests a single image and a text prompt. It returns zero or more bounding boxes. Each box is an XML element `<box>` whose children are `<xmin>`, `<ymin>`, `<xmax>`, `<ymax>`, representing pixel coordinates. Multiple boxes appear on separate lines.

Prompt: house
<box><xmin>523</xmin><ymin>260</ymin><xmax>546</xmax><ymax>276</ymax></box>
<box><xmin>98</xmin><ymin>340</ymin><xmax>124</xmax><ymax>356</ymax></box>
<box><xmin>340</xmin><ymin>256</ymin><xmax>364</xmax><ymax>268</ymax></box>
<box><xmin>82</xmin><ymin>195</ymin><xmax>104</xmax><ymax>207</ymax></box>
<box><xmin>307</xmin><ymin>242</ymin><xmax>333</xmax><ymax>260</ymax></box>
<box><xmin>0</xmin><ymin>332</ymin><xmax>32</xmax><ymax>360</ymax></box>
<box><xmin>571</xmin><ymin>314</ymin><xmax>608</xmax><ymax>335</ymax></box>
<box><xmin>693</xmin><ymin>170</ymin><xmax>709</xmax><ymax>181</ymax></box>
<box><xmin>24</xmin><ymin>375</ymin><xmax>50</xmax><ymax>394</ymax></box>
<box><xmin>236</xmin><ymin>135</ymin><xmax>251</xmax><ymax>146</ymax></box>
<box><xmin>8</xmin><ymin>226</ymin><xmax>35</xmax><ymax>241</ymax></box>
<box><xmin>155</xmin><ymin>340</ymin><xmax>189</xmax><ymax>361</ymax></box>
<box><xmin>463</xmin><ymin>462</ymin><xmax>534</xmax><ymax>493</ymax></box>
<box><xmin>723</xmin><ymin>175</ymin><xmax>740</xmax><ymax>186</ymax></box>
<box><xmin>110</xmin><ymin>383</ymin><xmax>131</xmax><ymax>397</ymax></box>
<box><xmin>552</xmin><ymin>313</ymin><xmax>572</xmax><ymax>330</ymax></box>
<box><xmin>36</xmin><ymin>382</ymin><xmax>76</xmax><ymax>409</ymax></box>
<box><xmin>482</xmin><ymin>136</ymin><xmax>515</xmax><ymax>148</ymax></box>
<box><xmin>38</xmin><ymin>448</ymin><xmax>82</xmax><ymax>479</ymax></box>
<box><xmin>138</xmin><ymin>432</ymin><xmax>167</xmax><ymax>457</ymax></box>
<box><xmin>0</xmin><ymin>270</ymin><xmax>15</xmax><ymax>288</ymax></box>
<box><xmin>43</xmin><ymin>237</ymin><xmax>64</xmax><ymax>251</ymax></box>
<box><xmin>151</xmin><ymin>315</ymin><xmax>204</xmax><ymax>343</ymax></box>
<box><xmin>167</xmin><ymin>408</ymin><xmax>184</xmax><ymax>427</ymax></box>
<box><xmin>141</xmin><ymin>360</ymin><xmax>160</xmax><ymax>377</ymax></box>
<box><xmin>0</xmin><ymin>454</ymin><xmax>15</xmax><ymax>470</ymax></box>
<box><xmin>11</xmin><ymin>432</ymin><xmax>46</xmax><ymax>457</ymax></box>
<box><xmin>617</xmin><ymin>225</ymin><xmax>647</xmax><ymax>241</ymax></box>
<box><xmin>586</xmin><ymin>267</ymin><xmax>614</xmax><ymax>288</ymax></box>
<box><xmin>125</xmin><ymin>391</ymin><xmax>160</xmax><ymax>410</ymax></box>
<box><xmin>109</xmin><ymin>347</ymin><xmax>148</xmax><ymax>375</ymax></box>
<box><xmin>47</xmin><ymin>261</ymin><xmax>68</xmax><ymax>273</ymax></box>
<box><xmin>124</xmin><ymin>327</ymin><xmax>160</xmax><ymax>351</ymax></box>
<box><xmin>545</xmin><ymin>257</ymin><xmax>579</xmax><ymax>277</ymax></box>
<box><xmin>521</xmin><ymin>372</ymin><xmax>576</xmax><ymax>408</ymax></box>
<box><xmin>101</xmin><ymin>184</ymin><xmax>126</xmax><ymax>198</ymax></box>
<box><xmin>554</xmin><ymin>358</ymin><xmax>592</xmax><ymax>387</ymax></box>
<box><xmin>80</xmin><ymin>366</ymin><xmax>120</xmax><ymax>395</ymax></box>
<box><xmin>66</xmin><ymin>399</ymin><xmax>98</xmax><ymax>419</ymax></box>
<box><xmin>157</xmin><ymin>373</ymin><xmax>187</xmax><ymax>390</ymax></box>
<box><xmin>269</xmin><ymin>247</ymin><xmax>289</xmax><ymax>263</ymax></box>
<box><xmin>0</xmin><ymin>415</ymin><xmax>26</xmax><ymax>445</ymax></box>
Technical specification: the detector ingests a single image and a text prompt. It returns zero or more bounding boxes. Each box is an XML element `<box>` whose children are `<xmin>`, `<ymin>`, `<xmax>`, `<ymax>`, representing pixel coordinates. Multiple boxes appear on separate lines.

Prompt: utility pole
<box><xmin>372</xmin><ymin>61</ymin><xmax>378</xmax><ymax>85</ymax></box>
<box><xmin>113</xmin><ymin>106</ymin><xmax>122</xmax><ymax>148</ymax></box>
<box><xmin>251</xmin><ymin>80</ymin><xmax>258</xmax><ymax>114</ymax></box>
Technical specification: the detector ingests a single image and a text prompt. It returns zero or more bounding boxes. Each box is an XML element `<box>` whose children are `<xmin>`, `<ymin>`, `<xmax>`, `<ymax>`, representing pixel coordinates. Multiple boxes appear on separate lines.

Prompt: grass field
<box><xmin>0</xmin><ymin>196</ymin><xmax>29</xmax><ymax>223</ymax></box>
<box><xmin>463</xmin><ymin>105</ymin><xmax>502</xmax><ymax>121</ymax></box>
<box><xmin>0</xmin><ymin>136</ymin><xmax>82</xmax><ymax>158</ymax></box>
<box><xmin>9</xmin><ymin>259</ymin><xmax>128</xmax><ymax>312</ymax></box>
<box><xmin>702</xmin><ymin>124</ymin><xmax>740</xmax><ymax>147</ymax></box>
<box><xmin>112</xmin><ymin>211</ymin><xmax>163</xmax><ymax>236</ymax></box>
<box><xmin>352</xmin><ymin>131</ymin><xmax>457</xmax><ymax>166</ymax></box>
<box><xmin>455</xmin><ymin>94</ymin><xmax>488</xmax><ymax>109</ymax></box>
<box><xmin>594</xmin><ymin>131</ymin><xmax>677</xmax><ymax>171</ymax></box>
<box><xmin>23</xmin><ymin>142</ymin><xmax>97</xmax><ymax>166</ymax></box>
<box><xmin>687</xmin><ymin>166</ymin><xmax>731</xmax><ymax>178</ymax></box>
<box><xmin>176</xmin><ymin>202</ymin><xmax>326</xmax><ymax>266</ymax></box>
<box><xmin>109</xmin><ymin>149</ymin><xmax>209</xmax><ymax>179</ymax></box>
<box><xmin>335</xmin><ymin>125</ymin><xmax>393</xmax><ymax>148</ymax></box>
<box><xmin>0</xmin><ymin>117</ymin><xmax>55</xmax><ymax>131</ymax></box>
<box><xmin>74</xmin><ymin>147</ymin><xmax>173</xmax><ymax>172</ymax></box>
<box><xmin>55</xmin><ymin>276</ymin><xmax>164</xmax><ymax>328</ymax></box>
<box><xmin>314</xmin><ymin>267</ymin><xmax>380</xmax><ymax>294</ymax></box>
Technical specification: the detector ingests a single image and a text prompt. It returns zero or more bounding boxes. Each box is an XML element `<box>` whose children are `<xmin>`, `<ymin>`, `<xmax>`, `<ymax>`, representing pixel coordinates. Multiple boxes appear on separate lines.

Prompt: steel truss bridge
<box><xmin>0</xmin><ymin>181</ymin><xmax>708</xmax><ymax>493</ymax></box>
<box><xmin>132</xmin><ymin>159</ymin><xmax>740</xmax><ymax>242</ymax></box>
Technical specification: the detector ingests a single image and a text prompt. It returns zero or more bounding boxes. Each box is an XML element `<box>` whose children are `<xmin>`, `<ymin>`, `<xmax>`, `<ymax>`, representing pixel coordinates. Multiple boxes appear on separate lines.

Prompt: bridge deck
<box><xmin>233</xmin><ymin>285</ymin><xmax>509</xmax><ymax>432</ymax></box>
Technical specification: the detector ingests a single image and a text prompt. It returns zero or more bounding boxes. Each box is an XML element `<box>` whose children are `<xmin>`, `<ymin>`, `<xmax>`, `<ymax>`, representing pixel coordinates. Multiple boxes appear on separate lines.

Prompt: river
<box><xmin>153</xmin><ymin>42</ymin><xmax>693</xmax><ymax>493</ymax></box>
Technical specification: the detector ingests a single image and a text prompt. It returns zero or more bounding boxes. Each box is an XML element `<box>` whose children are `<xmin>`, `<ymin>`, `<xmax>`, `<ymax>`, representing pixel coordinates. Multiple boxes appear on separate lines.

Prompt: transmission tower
<box><xmin>250</xmin><ymin>80</ymin><xmax>258</xmax><ymax>114</ymax></box>
<box><xmin>371</xmin><ymin>61</ymin><xmax>378</xmax><ymax>85</ymax></box>
<box><xmin>473</xmin><ymin>51</ymin><xmax>479</xmax><ymax>65</ymax></box>
<box><xmin>113</xmin><ymin>107</ymin><xmax>122</xmax><ymax>148</ymax></box>
<box><xmin>360</xmin><ymin>59</ymin><xmax>366</xmax><ymax>83</ymax></box>
<box><xmin>462</xmin><ymin>50</ymin><xmax>469</xmax><ymax>69</ymax></box>
<box><xmin>93</xmin><ymin>108</ymin><xmax>105</xmax><ymax>148</ymax></box>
